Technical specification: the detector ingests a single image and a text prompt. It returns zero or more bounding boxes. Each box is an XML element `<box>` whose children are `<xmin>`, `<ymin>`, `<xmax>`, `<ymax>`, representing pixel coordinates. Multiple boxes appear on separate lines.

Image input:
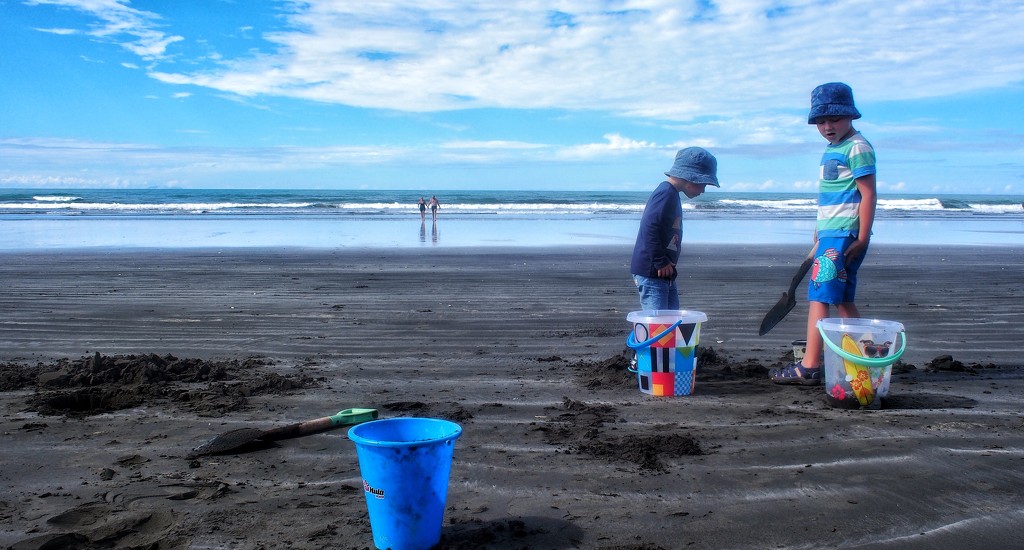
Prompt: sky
<box><xmin>2</xmin><ymin>0</ymin><xmax>1023</xmax><ymax>194</ymax></box>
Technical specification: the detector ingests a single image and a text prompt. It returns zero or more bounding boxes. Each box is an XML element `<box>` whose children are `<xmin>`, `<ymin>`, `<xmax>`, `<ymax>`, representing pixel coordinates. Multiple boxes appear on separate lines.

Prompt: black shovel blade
<box><xmin>758</xmin><ymin>292</ymin><xmax>797</xmax><ymax>336</ymax></box>
<box><xmin>758</xmin><ymin>251</ymin><xmax>815</xmax><ymax>336</ymax></box>
<box><xmin>187</xmin><ymin>428</ymin><xmax>271</xmax><ymax>459</ymax></box>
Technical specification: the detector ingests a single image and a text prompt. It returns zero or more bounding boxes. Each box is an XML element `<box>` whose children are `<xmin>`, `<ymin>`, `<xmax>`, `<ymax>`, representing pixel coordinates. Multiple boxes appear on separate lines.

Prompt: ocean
<box><xmin>1</xmin><ymin>188</ymin><xmax>1021</xmax><ymax>250</ymax></box>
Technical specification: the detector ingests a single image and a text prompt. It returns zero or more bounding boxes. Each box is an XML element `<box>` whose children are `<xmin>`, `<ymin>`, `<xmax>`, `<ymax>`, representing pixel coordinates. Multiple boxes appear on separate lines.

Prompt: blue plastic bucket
<box><xmin>625</xmin><ymin>310</ymin><xmax>707</xmax><ymax>396</ymax></box>
<box><xmin>817</xmin><ymin>318</ymin><xmax>907</xmax><ymax>409</ymax></box>
<box><xmin>348</xmin><ymin>418</ymin><xmax>463</xmax><ymax>550</ymax></box>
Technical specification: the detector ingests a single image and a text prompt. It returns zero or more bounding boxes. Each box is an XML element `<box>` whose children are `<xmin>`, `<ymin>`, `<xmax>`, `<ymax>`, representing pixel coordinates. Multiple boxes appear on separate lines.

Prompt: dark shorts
<box><xmin>807</xmin><ymin>236</ymin><xmax>868</xmax><ymax>304</ymax></box>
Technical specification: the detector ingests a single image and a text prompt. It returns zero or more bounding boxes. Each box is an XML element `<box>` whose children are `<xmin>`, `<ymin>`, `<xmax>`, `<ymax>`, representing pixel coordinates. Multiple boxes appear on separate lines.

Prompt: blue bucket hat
<box><xmin>808</xmin><ymin>82</ymin><xmax>861</xmax><ymax>124</ymax></box>
<box><xmin>665</xmin><ymin>147</ymin><xmax>719</xmax><ymax>187</ymax></box>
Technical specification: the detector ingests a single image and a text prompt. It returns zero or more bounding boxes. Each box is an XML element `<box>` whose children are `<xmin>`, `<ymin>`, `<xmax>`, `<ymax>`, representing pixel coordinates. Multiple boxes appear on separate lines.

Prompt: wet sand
<box><xmin>1</xmin><ymin>244</ymin><xmax>1023</xmax><ymax>549</ymax></box>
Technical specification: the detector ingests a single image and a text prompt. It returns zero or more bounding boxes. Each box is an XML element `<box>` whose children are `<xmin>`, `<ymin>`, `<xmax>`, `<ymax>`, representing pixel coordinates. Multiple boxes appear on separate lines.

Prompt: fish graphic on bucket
<box><xmin>817</xmin><ymin>318</ymin><xmax>907</xmax><ymax>410</ymax></box>
<box><xmin>626</xmin><ymin>310</ymin><xmax>707</xmax><ymax>396</ymax></box>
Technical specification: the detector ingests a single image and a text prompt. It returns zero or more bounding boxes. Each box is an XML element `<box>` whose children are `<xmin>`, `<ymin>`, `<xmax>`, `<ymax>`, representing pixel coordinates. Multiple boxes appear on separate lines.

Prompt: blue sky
<box><xmin>2</xmin><ymin>0</ymin><xmax>1023</xmax><ymax>194</ymax></box>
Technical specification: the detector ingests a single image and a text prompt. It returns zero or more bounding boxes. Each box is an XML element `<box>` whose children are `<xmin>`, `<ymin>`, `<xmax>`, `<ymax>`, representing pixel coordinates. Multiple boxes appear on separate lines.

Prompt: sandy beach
<box><xmin>2</xmin><ymin>243</ymin><xmax>1023</xmax><ymax>549</ymax></box>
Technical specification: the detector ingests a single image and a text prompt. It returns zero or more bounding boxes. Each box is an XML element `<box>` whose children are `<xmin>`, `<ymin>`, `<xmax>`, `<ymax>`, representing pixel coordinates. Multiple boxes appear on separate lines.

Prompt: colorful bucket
<box><xmin>817</xmin><ymin>318</ymin><xmax>907</xmax><ymax>410</ymax></box>
<box><xmin>348</xmin><ymin>418</ymin><xmax>462</xmax><ymax>550</ymax></box>
<box><xmin>626</xmin><ymin>310</ymin><xmax>707</xmax><ymax>396</ymax></box>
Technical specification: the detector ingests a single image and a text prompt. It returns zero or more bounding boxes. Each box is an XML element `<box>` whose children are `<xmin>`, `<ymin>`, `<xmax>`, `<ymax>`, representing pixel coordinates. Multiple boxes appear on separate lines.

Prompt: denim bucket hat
<box><xmin>808</xmin><ymin>82</ymin><xmax>861</xmax><ymax>124</ymax></box>
<box><xmin>665</xmin><ymin>147</ymin><xmax>720</xmax><ymax>187</ymax></box>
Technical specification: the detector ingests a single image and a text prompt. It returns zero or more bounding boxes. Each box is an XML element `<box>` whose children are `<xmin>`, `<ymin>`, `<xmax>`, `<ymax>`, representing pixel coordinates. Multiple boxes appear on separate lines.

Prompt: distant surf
<box><xmin>0</xmin><ymin>188</ymin><xmax>1020</xmax><ymax>249</ymax></box>
<box><xmin>2</xmin><ymin>188</ymin><xmax>1021</xmax><ymax>219</ymax></box>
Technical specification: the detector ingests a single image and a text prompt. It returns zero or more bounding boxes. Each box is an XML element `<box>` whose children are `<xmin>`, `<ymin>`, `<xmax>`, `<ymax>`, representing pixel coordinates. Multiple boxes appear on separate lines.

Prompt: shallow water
<box><xmin>2</xmin><ymin>215</ymin><xmax>1021</xmax><ymax>250</ymax></box>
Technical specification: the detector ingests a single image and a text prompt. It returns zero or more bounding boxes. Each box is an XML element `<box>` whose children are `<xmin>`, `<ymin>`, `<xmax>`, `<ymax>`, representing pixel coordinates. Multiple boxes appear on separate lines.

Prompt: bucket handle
<box><xmin>817</xmin><ymin>326</ymin><xmax>907</xmax><ymax>368</ymax></box>
<box><xmin>626</xmin><ymin>320</ymin><xmax>683</xmax><ymax>350</ymax></box>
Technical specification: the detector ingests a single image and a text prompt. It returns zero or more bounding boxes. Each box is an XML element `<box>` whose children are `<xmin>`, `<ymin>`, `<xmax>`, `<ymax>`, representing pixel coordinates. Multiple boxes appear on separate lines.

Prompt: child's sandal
<box><xmin>769</xmin><ymin>362</ymin><xmax>822</xmax><ymax>386</ymax></box>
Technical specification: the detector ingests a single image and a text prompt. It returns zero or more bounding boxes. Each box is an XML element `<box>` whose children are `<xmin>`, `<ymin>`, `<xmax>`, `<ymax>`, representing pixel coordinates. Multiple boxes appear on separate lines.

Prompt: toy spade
<box><xmin>188</xmin><ymin>408</ymin><xmax>378</xmax><ymax>458</ymax></box>
<box><xmin>758</xmin><ymin>247</ymin><xmax>816</xmax><ymax>336</ymax></box>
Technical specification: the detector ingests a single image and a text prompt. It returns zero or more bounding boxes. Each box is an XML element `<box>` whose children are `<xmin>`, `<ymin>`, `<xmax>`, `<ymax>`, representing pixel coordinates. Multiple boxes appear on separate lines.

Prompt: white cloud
<box><xmin>27</xmin><ymin>1</ymin><xmax>1024</xmax><ymax>130</ymax></box>
<box><xmin>791</xmin><ymin>179</ymin><xmax>817</xmax><ymax>192</ymax></box>
<box><xmin>34</xmin><ymin>27</ymin><xmax>78</xmax><ymax>35</ymax></box>
<box><xmin>728</xmin><ymin>179</ymin><xmax>785</xmax><ymax>192</ymax></box>
<box><xmin>120</xmin><ymin>30</ymin><xmax>183</xmax><ymax>58</ymax></box>
<box><xmin>28</xmin><ymin>0</ymin><xmax>183</xmax><ymax>59</ymax></box>
<box><xmin>0</xmin><ymin>134</ymin><xmax>655</xmax><ymax>179</ymax></box>
<box><xmin>881</xmin><ymin>180</ymin><xmax>908</xmax><ymax>192</ymax></box>
<box><xmin>134</xmin><ymin>1</ymin><xmax>1024</xmax><ymax>122</ymax></box>
<box><xmin>0</xmin><ymin>174</ymin><xmax>100</xmax><ymax>187</ymax></box>
<box><xmin>1</xmin><ymin>137</ymin><xmax>147</xmax><ymax>149</ymax></box>
<box><xmin>554</xmin><ymin>134</ymin><xmax>660</xmax><ymax>160</ymax></box>
<box><xmin>12</xmin><ymin>1</ymin><xmax>1024</xmax><ymax>192</ymax></box>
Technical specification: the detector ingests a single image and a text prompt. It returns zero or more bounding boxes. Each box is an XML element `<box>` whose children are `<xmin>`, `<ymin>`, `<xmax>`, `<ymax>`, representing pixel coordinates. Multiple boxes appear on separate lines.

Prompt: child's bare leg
<box><xmin>836</xmin><ymin>302</ymin><xmax>860</xmax><ymax>318</ymax></box>
<box><xmin>770</xmin><ymin>300</ymin><xmax>828</xmax><ymax>384</ymax></box>
<box><xmin>803</xmin><ymin>301</ymin><xmax>830</xmax><ymax>368</ymax></box>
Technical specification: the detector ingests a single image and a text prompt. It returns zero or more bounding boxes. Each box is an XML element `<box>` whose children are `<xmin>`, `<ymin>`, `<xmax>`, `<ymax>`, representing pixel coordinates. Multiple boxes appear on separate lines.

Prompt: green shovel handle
<box><xmin>259</xmin><ymin>408</ymin><xmax>379</xmax><ymax>441</ymax></box>
<box><xmin>817</xmin><ymin>328</ymin><xmax>907</xmax><ymax>368</ymax></box>
<box><xmin>329</xmin><ymin>408</ymin><xmax>379</xmax><ymax>426</ymax></box>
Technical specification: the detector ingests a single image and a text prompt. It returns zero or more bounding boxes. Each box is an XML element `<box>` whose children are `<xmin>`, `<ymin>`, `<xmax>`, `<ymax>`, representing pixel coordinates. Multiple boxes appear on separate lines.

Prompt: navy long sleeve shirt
<box><xmin>630</xmin><ymin>181</ymin><xmax>682</xmax><ymax>279</ymax></box>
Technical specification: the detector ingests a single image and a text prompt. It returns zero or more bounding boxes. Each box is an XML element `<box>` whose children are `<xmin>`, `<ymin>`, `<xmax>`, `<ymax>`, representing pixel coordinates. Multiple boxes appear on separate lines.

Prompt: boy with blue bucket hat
<box><xmin>630</xmin><ymin>147</ymin><xmax>720</xmax><ymax>312</ymax></box>
<box><xmin>770</xmin><ymin>82</ymin><xmax>878</xmax><ymax>385</ymax></box>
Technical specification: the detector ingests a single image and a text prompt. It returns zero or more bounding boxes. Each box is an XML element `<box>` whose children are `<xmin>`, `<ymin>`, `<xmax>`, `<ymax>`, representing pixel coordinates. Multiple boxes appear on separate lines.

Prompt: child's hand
<box><xmin>656</xmin><ymin>264</ymin><xmax>676</xmax><ymax>278</ymax></box>
<box><xmin>846</xmin><ymin>238</ymin><xmax>869</xmax><ymax>261</ymax></box>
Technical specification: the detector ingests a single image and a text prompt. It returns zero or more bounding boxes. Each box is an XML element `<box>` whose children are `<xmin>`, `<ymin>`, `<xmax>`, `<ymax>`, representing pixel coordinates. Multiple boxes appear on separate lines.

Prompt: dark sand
<box><xmin>1</xmin><ymin>244</ymin><xmax>1023</xmax><ymax>549</ymax></box>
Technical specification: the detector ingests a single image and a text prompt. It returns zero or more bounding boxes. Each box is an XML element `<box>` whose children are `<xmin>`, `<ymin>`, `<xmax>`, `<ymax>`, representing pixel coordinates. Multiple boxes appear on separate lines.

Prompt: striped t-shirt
<box><xmin>816</xmin><ymin>132</ymin><xmax>876</xmax><ymax>238</ymax></box>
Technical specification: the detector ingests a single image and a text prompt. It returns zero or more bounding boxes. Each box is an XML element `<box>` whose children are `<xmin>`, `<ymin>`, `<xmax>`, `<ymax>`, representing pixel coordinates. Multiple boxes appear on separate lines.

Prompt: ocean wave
<box><xmin>968</xmin><ymin>203</ymin><xmax>1024</xmax><ymax>214</ymax></box>
<box><xmin>718</xmin><ymin>198</ymin><xmax>817</xmax><ymax>210</ymax></box>
<box><xmin>877</xmin><ymin>198</ymin><xmax>946</xmax><ymax>211</ymax></box>
<box><xmin>1</xmin><ymin>190</ymin><xmax>1020</xmax><ymax>220</ymax></box>
<box><xmin>33</xmin><ymin>195</ymin><xmax>80</xmax><ymax>202</ymax></box>
<box><xmin>5</xmin><ymin>202</ymin><xmax>315</xmax><ymax>212</ymax></box>
<box><xmin>337</xmin><ymin>202</ymin><xmax>645</xmax><ymax>214</ymax></box>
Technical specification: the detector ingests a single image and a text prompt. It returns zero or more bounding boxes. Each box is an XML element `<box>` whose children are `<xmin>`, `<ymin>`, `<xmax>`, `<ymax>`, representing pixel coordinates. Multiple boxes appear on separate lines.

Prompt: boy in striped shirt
<box><xmin>770</xmin><ymin>82</ymin><xmax>877</xmax><ymax>385</ymax></box>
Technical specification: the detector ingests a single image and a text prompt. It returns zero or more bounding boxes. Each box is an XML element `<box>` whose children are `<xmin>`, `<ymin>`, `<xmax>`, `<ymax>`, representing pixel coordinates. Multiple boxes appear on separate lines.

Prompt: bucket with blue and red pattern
<box><xmin>626</xmin><ymin>310</ymin><xmax>707</xmax><ymax>396</ymax></box>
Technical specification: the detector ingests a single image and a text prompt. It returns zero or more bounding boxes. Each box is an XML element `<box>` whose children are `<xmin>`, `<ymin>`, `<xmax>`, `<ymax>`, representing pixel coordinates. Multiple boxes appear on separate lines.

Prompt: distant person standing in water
<box><xmin>418</xmin><ymin>197</ymin><xmax>427</xmax><ymax>221</ymax></box>
<box><xmin>428</xmin><ymin>195</ymin><xmax>440</xmax><ymax>221</ymax></box>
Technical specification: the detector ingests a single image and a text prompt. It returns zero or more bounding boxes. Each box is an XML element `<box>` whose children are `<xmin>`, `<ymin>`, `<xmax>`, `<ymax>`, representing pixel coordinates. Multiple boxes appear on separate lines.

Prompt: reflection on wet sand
<box><xmin>420</xmin><ymin>220</ymin><xmax>439</xmax><ymax>244</ymax></box>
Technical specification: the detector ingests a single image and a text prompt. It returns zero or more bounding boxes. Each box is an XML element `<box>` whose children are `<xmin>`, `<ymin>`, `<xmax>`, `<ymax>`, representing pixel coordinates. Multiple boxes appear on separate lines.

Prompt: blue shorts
<box><xmin>807</xmin><ymin>236</ymin><xmax>867</xmax><ymax>305</ymax></box>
